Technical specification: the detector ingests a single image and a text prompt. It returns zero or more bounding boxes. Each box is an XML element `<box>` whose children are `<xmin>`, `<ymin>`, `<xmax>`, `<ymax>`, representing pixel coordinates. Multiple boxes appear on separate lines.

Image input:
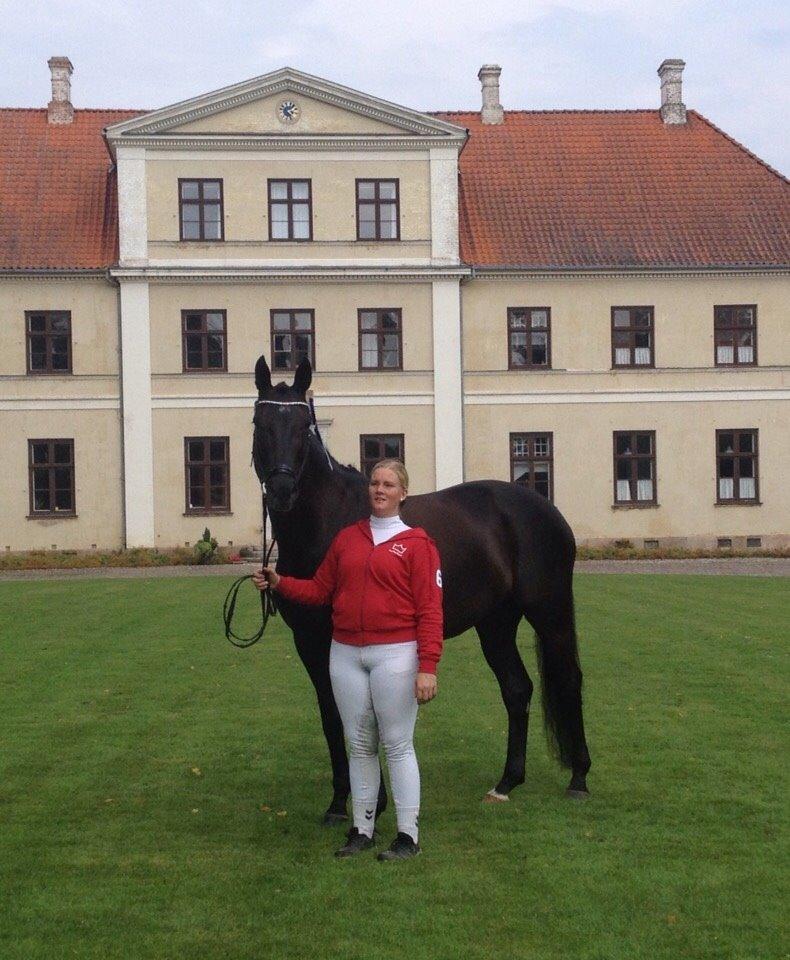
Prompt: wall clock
<box><xmin>277</xmin><ymin>100</ymin><xmax>301</xmax><ymax>124</ymax></box>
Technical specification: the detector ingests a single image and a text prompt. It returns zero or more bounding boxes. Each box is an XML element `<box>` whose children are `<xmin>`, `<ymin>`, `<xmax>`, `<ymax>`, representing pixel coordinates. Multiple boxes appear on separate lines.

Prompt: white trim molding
<box><xmin>432</xmin><ymin>280</ymin><xmax>464</xmax><ymax>487</ymax></box>
<box><xmin>0</xmin><ymin>398</ymin><xmax>120</xmax><ymax>410</ymax></box>
<box><xmin>465</xmin><ymin>389</ymin><xmax>790</xmax><ymax>405</ymax></box>
<box><xmin>119</xmin><ymin>281</ymin><xmax>155</xmax><ymax>546</ymax></box>
<box><xmin>152</xmin><ymin>393</ymin><xmax>433</xmax><ymax>409</ymax></box>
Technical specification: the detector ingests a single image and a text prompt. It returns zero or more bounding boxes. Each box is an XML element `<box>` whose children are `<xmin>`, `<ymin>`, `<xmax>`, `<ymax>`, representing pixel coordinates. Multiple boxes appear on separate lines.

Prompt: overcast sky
<box><xmin>2</xmin><ymin>0</ymin><xmax>788</xmax><ymax>174</ymax></box>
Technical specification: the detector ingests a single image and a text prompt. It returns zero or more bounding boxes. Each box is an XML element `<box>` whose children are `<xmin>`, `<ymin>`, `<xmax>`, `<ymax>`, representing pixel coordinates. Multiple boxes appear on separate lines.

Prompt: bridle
<box><xmin>223</xmin><ymin>395</ymin><xmax>332</xmax><ymax>648</ymax></box>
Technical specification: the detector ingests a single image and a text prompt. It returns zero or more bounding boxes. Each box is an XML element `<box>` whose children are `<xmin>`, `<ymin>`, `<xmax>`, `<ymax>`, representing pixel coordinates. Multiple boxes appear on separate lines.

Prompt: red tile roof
<box><xmin>0</xmin><ymin>109</ymin><xmax>141</xmax><ymax>270</ymax></box>
<box><xmin>1</xmin><ymin>107</ymin><xmax>787</xmax><ymax>270</ymax></box>
<box><xmin>433</xmin><ymin>110</ymin><xmax>790</xmax><ymax>268</ymax></box>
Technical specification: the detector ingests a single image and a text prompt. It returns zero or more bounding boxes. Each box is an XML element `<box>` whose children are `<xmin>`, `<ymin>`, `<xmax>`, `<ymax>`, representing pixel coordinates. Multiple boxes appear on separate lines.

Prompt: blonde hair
<box><xmin>370</xmin><ymin>459</ymin><xmax>409</xmax><ymax>493</ymax></box>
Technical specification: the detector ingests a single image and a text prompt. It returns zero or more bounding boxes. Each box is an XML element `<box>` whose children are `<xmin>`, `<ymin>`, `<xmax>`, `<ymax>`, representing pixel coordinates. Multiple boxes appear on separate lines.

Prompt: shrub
<box><xmin>194</xmin><ymin>528</ymin><xmax>219</xmax><ymax>564</ymax></box>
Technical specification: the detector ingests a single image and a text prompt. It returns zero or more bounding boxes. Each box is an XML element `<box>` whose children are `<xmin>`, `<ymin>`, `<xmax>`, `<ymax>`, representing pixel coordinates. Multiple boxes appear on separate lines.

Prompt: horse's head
<box><xmin>252</xmin><ymin>354</ymin><xmax>314</xmax><ymax>512</ymax></box>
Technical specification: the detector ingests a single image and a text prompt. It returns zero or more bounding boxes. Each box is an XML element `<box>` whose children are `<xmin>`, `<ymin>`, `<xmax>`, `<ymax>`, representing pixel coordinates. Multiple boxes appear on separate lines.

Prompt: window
<box><xmin>508</xmin><ymin>308</ymin><xmax>551</xmax><ymax>369</ymax></box>
<box><xmin>358</xmin><ymin>309</ymin><xmax>402</xmax><ymax>370</ymax></box>
<box><xmin>182</xmin><ymin>310</ymin><xmax>227</xmax><ymax>372</ymax></box>
<box><xmin>26</xmin><ymin>311</ymin><xmax>71</xmax><ymax>374</ymax></box>
<box><xmin>179</xmin><ymin>179</ymin><xmax>224</xmax><ymax>241</ymax></box>
<box><xmin>184</xmin><ymin>437</ymin><xmax>230</xmax><ymax>513</ymax></box>
<box><xmin>715</xmin><ymin>305</ymin><xmax>757</xmax><ymax>366</ymax></box>
<box><xmin>356</xmin><ymin>179</ymin><xmax>399</xmax><ymax>240</ymax></box>
<box><xmin>510</xmin><ymin>433</ymin><xmax>553</xmax><ymax>501</ymax></box>
<box><xmin>268</xmin><ymin>179</ymin><xmax>312</xmax><ymax>240</ymax></box>
<box><xmin>612</xmin><ymin>307</ymin><xmax>654</xmax><ymax>367</ymax></box>
<box><xmin>716</xmin><ymin>429</ymin><xmax>759</xmax><ymax>503</ymax></box>
<box><xmin>360</xmin><ymin>434</ymin><xmax>405</xmax><ymax>477</ymax></box>
<box><xmin>613</xmin><ymin>431</ymin><xmax>657</xmax><ymax>505</ymax></box>
<box><xmin>270</xmin><ymin>310</ymin><xmax>315</xmax><ymax>371</ymax></box>
<box><xmin>28</xmin><ymin>439</ymin><xmax>75</xmax><ymax>515</ymax></box>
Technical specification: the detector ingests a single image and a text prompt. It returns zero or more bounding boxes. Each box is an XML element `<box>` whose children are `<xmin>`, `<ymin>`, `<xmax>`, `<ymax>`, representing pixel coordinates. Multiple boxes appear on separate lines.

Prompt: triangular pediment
<box><xmin>104</xmin><ymin>67</ymin><xmax>466</xmax><ymax>142</ymax></box>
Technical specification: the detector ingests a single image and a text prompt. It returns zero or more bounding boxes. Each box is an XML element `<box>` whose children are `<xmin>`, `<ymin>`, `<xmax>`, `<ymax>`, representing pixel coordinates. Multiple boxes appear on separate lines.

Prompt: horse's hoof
<box><xmin>483</xmin><ymin>788</ymin><xmax>510</xmax><ymax>803</ymax></box>
<box><xmin>322</xmin><ymin>811</ymin><xmax>349</xmax><ymax>826</ymax></box>
<box><xmin>565</xmin><ymin>788</ymin><xmax>590</xmax><ymax>800</ymax></box>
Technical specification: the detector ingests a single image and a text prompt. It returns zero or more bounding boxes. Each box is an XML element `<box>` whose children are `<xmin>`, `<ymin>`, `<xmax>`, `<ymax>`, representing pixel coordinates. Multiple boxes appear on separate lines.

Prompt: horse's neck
<box><xmin>270</xmin><ymin>440</ymin><xmax>368</xmax><ymax>574</ymax></box>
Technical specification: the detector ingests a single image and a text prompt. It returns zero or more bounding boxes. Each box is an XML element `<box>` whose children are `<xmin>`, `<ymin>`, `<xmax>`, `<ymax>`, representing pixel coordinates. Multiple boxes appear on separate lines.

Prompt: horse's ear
<box><xmin>293</xmin><ymin>357</ymin><xmax>312</xmax><ymax>396</ymax></box>
<box><xmin>255</xmin><ymin>355</ymin><xmax>272</xmax><ymax>396</ymax></box>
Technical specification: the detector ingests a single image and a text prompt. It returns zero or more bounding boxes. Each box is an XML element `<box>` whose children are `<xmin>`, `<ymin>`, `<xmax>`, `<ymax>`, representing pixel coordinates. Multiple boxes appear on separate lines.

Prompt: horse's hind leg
<box><xmin>476</xmin><ymin>603</ymin><xmax>534</xmax><ymax>800</ymax></box>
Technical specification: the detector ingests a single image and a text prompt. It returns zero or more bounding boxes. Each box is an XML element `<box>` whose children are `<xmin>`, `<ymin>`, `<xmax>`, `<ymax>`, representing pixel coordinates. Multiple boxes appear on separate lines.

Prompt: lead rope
<box><xmin>222</xmin><ymin>489</ymin><xmax>277</xmax><ymax>647</ymax></box>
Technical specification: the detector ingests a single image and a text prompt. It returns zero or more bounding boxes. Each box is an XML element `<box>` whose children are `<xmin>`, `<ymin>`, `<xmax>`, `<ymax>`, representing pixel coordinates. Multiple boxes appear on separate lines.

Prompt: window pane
<box><xmin>738</xmin><ymin>457</ymin><xmax>754</xmax><ymax>478</ymax></box>
<box><xmin>53</xmin><ymin>467</ymin><xmax>71</xmax><ymax>489</ymax></box>
<box><xmin>358</xmin><ymin>220</ymin><xmax>376</xmax><ymax>240</ymax></box>
<box><xmin>31</xmin><ymin>443</ymin><xmax>49</xmax><ymax>464</ymax></box>
<box><xmin>182</xmin><ymin>221</ymin><xmax>201</xmax><ymax>240</ymax></box>
<box><xmin>616</xmin><ymin>435</ymin><xmax>631</xmax><ymax>456</ymax></box>
<box><xmin>272</xmin><ymin>313</ymin><xmax>291</xmax><ymax>331</ymax></box>
<box><xmin>614</xmin><ymin>347</ymin><xmax>631</xmax><ymax>364</ymax></box>
<box><xmin>185</xmin><ymin>314</ymin><xmax>203</xmax><ymax>331</ymax></box>
<box><xmin>292</xmin><ymin>219</ymin><xmax>310</xmax><ymax>240</ymax></box>
<box><xmin>360</xmin><ymin>311</ymin><xmax>377</xmax><ymax>330</ymax></box>
<box><xmin>180</xmin><ymin>181</ymin><xmax>199</xmax><ymax>200</ymax></box>
<box><xmin>714</xmin><ymin>307</ymin><xmax>731</xmax><ymax>328</ymax></box>
<box><xmin>361</xmin><ymin>333</ymin><xmax>379</xmax><ymax>367</ymax></box>
<box><xmin>210</xmin><ymin>486</ymin><xmax>226</xmax><ymax>507</ymax></box>
<box><xmin>383</xmin><ymin>438</ymin><xmax>401</xmax><ymax>458</ymax></box>
<box><xmin>718</xmin><ymin>456</ymin><xmax>734</xmax><ymax>479</ymax></box>
<box><xmin>616</xmin><ymin>460</ymin><xmax>630</xmax><ymax>481</ymax></box>
<box><xmin>186</xmin><ymin>350</ymin><xmax>203</xmax><ymax>369</ymax></box>
<box><xmin>736</xmin><ymin>307</ymin><xmax>754</xmax><ymax>327</ymax></box>
<box><xmin>634</xmin><ymin>309</ymin><xmax>652</xmax><ymax>327</ymax></box>
<box><xmin>718</xmin><ymin>478</ymin><xmax>734</xmax><ymax>499</ymax></box>
<box><xmin>634</xmin><ymin>347</ymin><xmax>651</xmax><ymax>365</ymax></box>
<box><xmin>738</xmin><ymin>433</ymin><xmax>754</xmax><ymax>454</ymax></box>
<box><xmin>55</xmin><ymin>489</ymin><xmax>72</xmax><ymax>510</ymax></box>
<box><xmin>53</xmin><ymin>443</ymin><xmax>71</xmax><ymax>464</ymax></box>
<box><xmin>209</xmin><ymin>465</ymin><xmax>226</xmax><ymax>486</ymax></box>
<box><xmin>378</xmin><ymin>181</ymin><xmax>397</xmax><ymax>200</ymax></box>
<box><xmin>531</xmin><ymin>310</ymin><xmax>548</xmax><ymax>328</ymax></box>
<box><xmin>636</xmin><ymin>434</ymin><xmax>651</xmax><ymax>455</ymax></box>
<box><xmin>510</xmin><ymin>332</ymin><xmax>527</xmax><ymax>366</ymax></box>
<box><xmin>204</xmin><ymin>204</ymin><xmax>221</xmax><ymax>223</ymax></box>
<box><xmin>206</xmin><ymin>313</ymin><xmax>224</xmax><ymax>331</ymax></box>
<box><xmin>636</xmin><ymin>479</ymin><xmax>653</xmax><ymax>501</ymax></box>
<box><xmin>188</xmin><ymin>440</ymin><xmax>205</xmax><ymax>462</ymax></box>
<box><xmin>291</xmin><ymin>181</ymin><xmax>309</xmax><ymax>200</ymax></box>
<box><xmin>718</xmin><ymin>433</ymin><xmax>735</xmax><ymax>454</ymax></box>
<box><xmin>203</xmin><ymin>221</ymin><xmax>222</xmax><ymax>241</ymax></box>
<box><xmin>293</xmin><ymin>334</ymin><xmax>312</xmax><ymax>361</ymax></box>
<box><xmin>271</xmin><ymin>204</ymin><xmax>289</xmax><ymax>222</ymax></box>
<box><xmin>189</xmin><ymin>485</ymin><xmax>205</xmax><ymax>509</ymax></box>
<box><xmin>616</xmin><ymin>479</ymin><xmax>631</xmax><ymax>501</ymax></box>
<box><xmin>533</xmin><ymin>436</ymin><xmax>550</xmax><ymax>457</ymax></box>
<box><xmin>294</xmin><ymin>312</ymin><xmax>313</xmax><ymax>331</ymax></box>
<box><xmin>182</xmin><ymin>203</ymin><xmax>201</xmax><ymax>222</ymax></box>
<box><xmin>534</xmin><ymin>463</ymin><xmax>550</xmax><ymax>498</ymax></box>
<box><xmin>717</xmin><ymin>344</ymin><xmax>734</xmax><ymax>364</ymax></box>
<box><xmin>513</xmin><ymin>464</ymin><xmax>530</xmax><ymax>484</ymax></box>
<box><xmin>269</xmin><ymin>182</ymin><xmax>288</xmax><ymax>200</ymax></box>
<box><xmin>380</xmin><ymin>203</ymin><xmax>397</xmax><ymax>224</ymax></box>
<box><xmin>28</xmin><ymin>315</ymin><xmax>46</xmax><ymax>332</ymax></box>
<box><xmin>34</xmin><ymin>489</ymin><xmax>50</xmax><ymax>511</ymax></box>
<box><xmin>636</xmin><ymin>458</ymin><xmax>652</xmax><ymax>480</ymax></box>
<box><xmin>209</xmin><ymin>440</ymin><xmax>226</xmax><ymax>462</ymax></box>
<box><xmin>33</xmin><ymin>467</ymin><xmax>50</xmax><ymax>490</ymax></box>
<box><xmin>363</xmin><ymin>438</ymin><xmax>380</xmax><ymax>458</ymax></box>
<box><xmin>512</xmin><ymin>438</ymin><xmax>528</xmax><ymax>457</ymax></box>
<box><xmin>739</xmin><ymin>477</ymin><xmax>756</xmax><ymax>498</ymax></box>
<box><xmin>613</xmin><ymin>309</ymin><xmax>630</xmax><ymax>327</ymax></box>
<box><xmin>51</xmin><ymin>315</ymin><xmax>69</xmax><ymax>334</ymax></box>
<box><xmin>357</xmin><ymin>182</ymin><xmax>375</xmax><ymax>200</ymax></box>
<box><xmin>381</xmin><ymin>311</ymin><xmax>399</xmax><ymax>331</ymax></box>
<box><xmin>509</xmin><ymin>311</ymin><xmax>527</xmax><ymax>330</ymax></box>
<box><xmin>202</xmin><ymin>182</ymin><xmax>221</xmax><ymax>201</ymax></box>
<box><xmin>270</xmin><ymin>221</ymin><xmax>290</xmax><ymax>240</ymax></box>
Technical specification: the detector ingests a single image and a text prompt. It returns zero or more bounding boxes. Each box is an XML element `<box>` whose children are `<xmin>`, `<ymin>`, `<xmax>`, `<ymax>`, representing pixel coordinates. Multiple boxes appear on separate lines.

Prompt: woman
<box><xmin>253</xmin><ymin>459</ymin><xmax>443</xmax><ymax>861</ymax></box>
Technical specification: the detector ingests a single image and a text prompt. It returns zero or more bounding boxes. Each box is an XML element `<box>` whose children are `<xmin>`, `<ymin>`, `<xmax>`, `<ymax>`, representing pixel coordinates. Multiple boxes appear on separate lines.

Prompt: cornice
<box><xmin>470</xmin><ymin>265</ymin><xmax>790</xmax><ymax>280</ymax></box>
<box><xmin>0</xmin><ymin>269</ymin><xmax>108</xmax><ymax>280</ymax></box>
<box><xmin>110</xmin><ymin>265</ymin><xmax>469</xmax><ymax>283</ymax></box>
<box><xmin>111</xmin><ymin>134</ymin><xmax>461</xmax><ymax>152</ymax></box>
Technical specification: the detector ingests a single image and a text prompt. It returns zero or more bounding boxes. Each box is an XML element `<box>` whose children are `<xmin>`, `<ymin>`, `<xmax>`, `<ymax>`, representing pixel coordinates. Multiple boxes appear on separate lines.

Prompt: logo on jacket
<box><xmin>389</xmin><ymin>543</ymin><xmax>407</xmax><ymax>557</ymax></box>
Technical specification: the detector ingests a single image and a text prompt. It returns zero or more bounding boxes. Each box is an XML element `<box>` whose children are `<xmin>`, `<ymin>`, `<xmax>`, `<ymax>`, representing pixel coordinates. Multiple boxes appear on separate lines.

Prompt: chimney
<box><xmin>47</xmin><ymin>57</ymin><xmax>74</xmax><ymax>125</ymax></box>
<box><xmin>657</xmin><ymin>58</ymin><xmax>686</xmax><ymax>125</ymax></box>
<box><xmin>478</xmin><ymin>64</ymin><xmax>504</xmax><ymax>125</ymax></box>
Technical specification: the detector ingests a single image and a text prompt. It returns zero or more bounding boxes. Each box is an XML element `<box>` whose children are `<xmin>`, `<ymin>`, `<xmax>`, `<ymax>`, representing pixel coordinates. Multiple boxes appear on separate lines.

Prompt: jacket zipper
<box><xmin>360</xmin><ymin>544</ymin><xmax>374</xmax><ymax>632</ymax></box>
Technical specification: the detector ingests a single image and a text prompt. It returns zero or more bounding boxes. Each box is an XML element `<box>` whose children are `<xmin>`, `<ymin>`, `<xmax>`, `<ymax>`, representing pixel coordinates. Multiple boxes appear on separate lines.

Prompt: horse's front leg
<box><xmin>292</xmin><ymin>627</ymin><xmax>350</xmax><ymax>824</ymax></box>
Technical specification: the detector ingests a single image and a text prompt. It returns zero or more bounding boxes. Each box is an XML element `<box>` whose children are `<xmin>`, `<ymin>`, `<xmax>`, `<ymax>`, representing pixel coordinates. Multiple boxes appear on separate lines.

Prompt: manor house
<box><xmin>1</xmin><ymin>59</ymin><xmax>788</xmax><ymax>551</ymax></box>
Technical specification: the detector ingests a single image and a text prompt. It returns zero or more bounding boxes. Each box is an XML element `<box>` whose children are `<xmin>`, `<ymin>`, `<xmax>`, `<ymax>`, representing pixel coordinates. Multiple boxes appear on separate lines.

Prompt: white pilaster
<box><xmin>431</xmin><ymin>279</ymin><xmax>464</xmax><ymax>489</ymax></box>
<box><xmin>119</xmin><ymin>280</ymin><xmax>155</xmax><ymax>547</ymax></box>
<box><xmin>429</xmin><ymin>147</ymin><xmax>460</xmax><ymax>264</ymax></box>
<box><xmin>116</xmin><ymin>146</ymin><xmax>148</xmax><ymax>264</ymax></box>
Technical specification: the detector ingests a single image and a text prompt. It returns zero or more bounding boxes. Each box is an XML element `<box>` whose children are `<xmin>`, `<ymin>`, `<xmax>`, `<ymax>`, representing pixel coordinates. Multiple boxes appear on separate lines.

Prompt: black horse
<box><xmin>252</xmin><ymin>355</ymin><xmax>591</xmax><ymax>823</ymax></box>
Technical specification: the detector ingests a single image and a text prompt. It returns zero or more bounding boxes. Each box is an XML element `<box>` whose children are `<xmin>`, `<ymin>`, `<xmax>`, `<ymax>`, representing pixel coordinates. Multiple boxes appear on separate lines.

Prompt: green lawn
<box><xmin>0</xmin><ymin>575</ymin><xmax>787</xmax><ymax>960</ymax></box>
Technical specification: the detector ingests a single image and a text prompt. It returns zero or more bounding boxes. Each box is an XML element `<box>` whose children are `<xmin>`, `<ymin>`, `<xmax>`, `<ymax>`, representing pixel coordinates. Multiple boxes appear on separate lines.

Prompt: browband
<box><xmin>255</xmin><ymin>399</ymin><xmax>310</xmax><ymax>408</ymax></box>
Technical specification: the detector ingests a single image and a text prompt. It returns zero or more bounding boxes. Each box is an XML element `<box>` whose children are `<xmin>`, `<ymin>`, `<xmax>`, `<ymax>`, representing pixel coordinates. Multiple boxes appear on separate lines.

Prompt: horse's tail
<box><xmin>533</xmin><ymin>591</ymin><xmax>586</xmax><ymax>769</ymax></box>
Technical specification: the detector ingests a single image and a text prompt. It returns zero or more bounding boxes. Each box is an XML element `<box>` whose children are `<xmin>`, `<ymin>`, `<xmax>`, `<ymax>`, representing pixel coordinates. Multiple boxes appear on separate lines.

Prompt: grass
<box><xmin>0</xmin><ymin>575</ymin><xmax>786</xmax><ymax>960</ymax></box>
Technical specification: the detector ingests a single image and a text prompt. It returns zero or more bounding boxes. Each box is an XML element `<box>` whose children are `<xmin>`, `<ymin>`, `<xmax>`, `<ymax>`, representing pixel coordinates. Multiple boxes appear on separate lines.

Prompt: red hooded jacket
<box><xmin>275</xmin><ymin>520</ymin><xmax>444</xmax><ymax>674</ymax></box>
